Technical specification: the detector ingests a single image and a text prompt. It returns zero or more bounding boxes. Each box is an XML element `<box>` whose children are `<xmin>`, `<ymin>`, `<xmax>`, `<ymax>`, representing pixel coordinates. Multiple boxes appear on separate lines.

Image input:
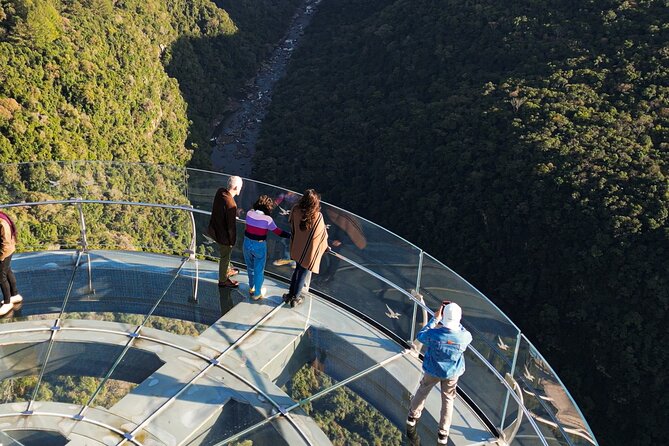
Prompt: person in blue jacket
<box><xmin>407</xmin><ymin>301</ymin><xmax>472</xmax><ymax>445</ymax></box>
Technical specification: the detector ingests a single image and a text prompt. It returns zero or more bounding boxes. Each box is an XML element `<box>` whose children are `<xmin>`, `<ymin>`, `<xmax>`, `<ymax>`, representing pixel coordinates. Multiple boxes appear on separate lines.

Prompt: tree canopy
<box><xmin>1</xmin><ymin>0</ymin><xmax>667</xmax><ymax>442</ymax></box>
<box><xmin>0</xmin><ymin>0</ymin><xmax>301</xmax><ymax>261</ymax></box>
<box><xmin>0</xmin><ymin>0</ymin><xmax>299</xmax><ymax>165</ymax></box>
<box><xmin>254</xmin><ymin>0</ymin><xmax>669</xmax><ymax>444</ymax></box>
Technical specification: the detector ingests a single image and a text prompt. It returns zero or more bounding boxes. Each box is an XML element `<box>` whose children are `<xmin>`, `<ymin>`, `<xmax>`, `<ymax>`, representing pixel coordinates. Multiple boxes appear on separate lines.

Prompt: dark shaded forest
<box><xmin>254</xmin><ymin>0</ymin><xmax>669</xmax><ymax>444</ymax></box>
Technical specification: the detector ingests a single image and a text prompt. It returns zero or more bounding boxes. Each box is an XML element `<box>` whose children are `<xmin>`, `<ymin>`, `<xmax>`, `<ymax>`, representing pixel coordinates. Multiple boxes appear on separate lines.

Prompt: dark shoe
<box><xmin>406</xmin><ymin>416</ymin><xmax>418</xmax><ymax>427</ymax></box>
<box><xmin>290</xmin><ymin>296</ymin><xmax>303</xmax><ymax>308</ymax></box>
<box><xmin>282</xmin><ymin>293</ymin><xmax>293</xmax><ymax>304</ymax></box>
<box><xmin>219</xmin><ymin>278</ymin><xmax>239</xmax><ymax>288</ymax></box>
<box><xmin>437</xmin><ymin>432</ymin><xmax>448</xmax><ymax>444</ymax></box>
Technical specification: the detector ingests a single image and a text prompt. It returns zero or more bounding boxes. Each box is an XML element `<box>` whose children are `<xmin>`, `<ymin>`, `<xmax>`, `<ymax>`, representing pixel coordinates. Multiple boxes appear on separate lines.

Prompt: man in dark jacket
<box><xmin>407</xmin><ymin>302</ymin><xmax>472</xmax><ymax>445</ymax></box>
<box><xmin>208</xmin><ymin>176</ymin><xmax>243</xmax><ymax>287</ymax></box>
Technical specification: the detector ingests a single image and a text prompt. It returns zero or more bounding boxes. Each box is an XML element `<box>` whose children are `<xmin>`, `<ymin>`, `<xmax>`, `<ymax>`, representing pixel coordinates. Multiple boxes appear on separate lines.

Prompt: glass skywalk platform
<box><xmin>0</xmin><ymin>161</ymin><xmax>599</xmax><ymax>446</ymax></box>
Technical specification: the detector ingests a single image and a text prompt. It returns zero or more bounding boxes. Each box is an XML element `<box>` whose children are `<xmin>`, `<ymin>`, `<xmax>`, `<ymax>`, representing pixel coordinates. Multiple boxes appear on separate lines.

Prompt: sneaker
<box><xmin>282</xmin><ymin>293</ymin><xmax>293</xmax><ymax>304</ymax></box>
<box><xmin>272</xmin><ymin>258</ymin><xmax>292</xmax><ymax>266</ymax></box>
<box><xmin>250</xmin><ymin>286</ymin><xmax>266</xmax><ymax>296</ymax></box>
<box><xmin>437</xmin><ymin>432</ymin><xmax>448</xmax><ymax>444</ymax></box>
<box><xmin>0</xmin><ymin>303</ymin><xmax>13</xmax><ymax>316</ymax></box>
<box><xmin>9</xmin><ymin>294</ymin><xmax>23</xmax><ymax>304</ymax></box>
<box><xmin>290</xmin><ymin>296</ymin><xmax>303</xmax><ymax>308</ymax></box>
<box><xmin>406</xmin><ymin>416</ymin><xmax>418</xmax><ymax>427</ymax></box>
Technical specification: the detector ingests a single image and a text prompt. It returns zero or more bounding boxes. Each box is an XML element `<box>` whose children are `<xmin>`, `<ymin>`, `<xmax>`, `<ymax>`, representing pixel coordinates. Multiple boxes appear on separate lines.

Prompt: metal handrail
<box><xmin>0</xmin><ymin>196</ymin><xmax>594</xmax><ymax>446</ymax></box>
<box><xmin>0</xmin><ymin>411</ymin><xmax>144</xmax><ymax>445</ymax></box>
<box><xmin>0</xmin><ymin>198</ymin><xmax>202</xmax><ymax>258</ymax></box>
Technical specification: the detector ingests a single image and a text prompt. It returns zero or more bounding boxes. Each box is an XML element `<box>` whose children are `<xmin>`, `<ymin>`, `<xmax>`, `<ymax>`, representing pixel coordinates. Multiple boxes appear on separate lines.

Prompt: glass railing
<box><xmin>0</xmin><ymin>161</ymin><xmax>598</xmax><ymax>446</ymax></box>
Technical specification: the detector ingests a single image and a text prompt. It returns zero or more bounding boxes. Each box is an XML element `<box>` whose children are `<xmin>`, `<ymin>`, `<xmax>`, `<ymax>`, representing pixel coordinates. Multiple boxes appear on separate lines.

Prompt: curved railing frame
<box><xmin>1</xmin><ymin>199</ymin><xmax>564</xmax><ymax>446</ymax></box>
<box><xmin>0</xmin><ymin>165</ymin><xmax>598</xmax><ymax>446</ymax></box>
<box><xmin>191</xmin><ymin>168</ymin><xmax>597</xmax><ymax>446</ymax></box>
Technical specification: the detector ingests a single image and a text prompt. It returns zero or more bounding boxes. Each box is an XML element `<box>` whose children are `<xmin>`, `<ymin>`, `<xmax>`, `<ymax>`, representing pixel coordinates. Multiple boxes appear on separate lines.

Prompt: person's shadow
<box><xmin>219</xmin><ymin>286</ymin><xmax>234</xmax><ymax>316</ymax></box>
<box><xmin>406</xmin><ymin>425</ymin><xmax>421</xmax><ymax>446</ymax></box>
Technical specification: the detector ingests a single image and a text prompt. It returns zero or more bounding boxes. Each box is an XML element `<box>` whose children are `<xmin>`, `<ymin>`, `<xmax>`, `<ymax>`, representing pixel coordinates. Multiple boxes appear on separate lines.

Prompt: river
<box><xmin>209</xmin><ymin>0</ymin><xmax>322</xmax><ymax>177</ymax></box>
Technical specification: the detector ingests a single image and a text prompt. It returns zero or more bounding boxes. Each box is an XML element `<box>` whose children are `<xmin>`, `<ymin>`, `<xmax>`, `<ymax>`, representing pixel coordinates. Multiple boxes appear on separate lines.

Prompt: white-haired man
<box><xmin>208</xmin><ymin>176</ymin><xmax>243</xmax><ymax>287</ymax></box>
<box><xmin>407</xmin><ymin>301</ymin><xmax>472</xmax><ymax>445</ymax></box>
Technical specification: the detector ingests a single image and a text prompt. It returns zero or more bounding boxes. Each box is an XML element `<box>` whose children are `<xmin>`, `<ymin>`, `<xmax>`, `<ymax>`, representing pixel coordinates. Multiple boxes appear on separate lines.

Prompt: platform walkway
<box><xmin>0</xmin><ymin>251</ymin><xmax>494</xmax><ymax>445</ymax></box>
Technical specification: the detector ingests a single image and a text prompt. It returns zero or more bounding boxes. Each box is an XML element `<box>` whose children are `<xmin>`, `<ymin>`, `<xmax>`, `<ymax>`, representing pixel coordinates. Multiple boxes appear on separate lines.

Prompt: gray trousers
<box><xmin>409</xmin><ymin>372</ymin><xmax>459</xmax><ymax>437</ymax></box>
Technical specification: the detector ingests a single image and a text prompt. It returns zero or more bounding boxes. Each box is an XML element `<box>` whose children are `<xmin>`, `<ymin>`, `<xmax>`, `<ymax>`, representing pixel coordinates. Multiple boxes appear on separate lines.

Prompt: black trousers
<box><xmin>288</xmin><ymin>263</ymin><xmax>310</xmax><ymax>297</ymax></box>
<box><xmin>0</xmin><ymin>254</ymin><xmax>18</xmax><ymax>304</ymax></box>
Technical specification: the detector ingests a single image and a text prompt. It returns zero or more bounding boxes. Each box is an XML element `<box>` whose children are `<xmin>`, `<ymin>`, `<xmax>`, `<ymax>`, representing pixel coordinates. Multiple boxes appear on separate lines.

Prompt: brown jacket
<box><xmin>289</xmin><ymin>207</ymin><xmax>328</xmax><ymax>273</ymax></box>
<box><xmin>207</xmin><ymin>188</ymin><xmax>238</xmax><ymax>245</ymax></box>
<box><xmin>0</xmin><ymin>215</ymin><xmax>16</xmax><ymax>261</ymax></box>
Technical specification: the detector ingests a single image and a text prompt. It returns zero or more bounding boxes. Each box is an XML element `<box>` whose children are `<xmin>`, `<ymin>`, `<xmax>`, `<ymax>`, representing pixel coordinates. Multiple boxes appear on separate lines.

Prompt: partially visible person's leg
<box><xmin>243</xmin><ymin>239</ymin><xmax>255</xmax><ymax>292</ymax></box>
<box><xmin>437</xmin><ymin>376</ymin><xmax>459</xmax><ymax>442</ymax></box>
<box><xmin>284</xmin><ymin>263</ymin><xmax>310</xmax><ymax>305</ymax></box>
<box><xmin>253</xmin><ymin>241</ymin><xmax>267</xmax><ymax>295</ymax></box>
<box><xmin>218</xmin><ymin>244</ymin><xmax>230</xmax><ymax>280</ymax></box>
<box><xmin>5</xmin><ymin>254</ymin><xmax>17</xmax><ymax>298</ymax></box>
<box><xmin>218</xmin><ymin>244</ymin><xmax>237</xmax><ymax>286</ymax></box>
<box><xmin>6</xmin><ymin>267</ymin><xmax>17</xmax><ymax>297</ymax></box>
<box><xmin>408</xmin><ymin>373</ymin><xmax>440</xmax><ymax>422</ymax></box>
<box><xmin>0</xmin><ymin>257</ymin><xmax>11</xmax><ymax>304</ymax></box>
<box><xmin>288</xmin><ymin>264</ymin><xmax>309</xmax><ymax>297</ymax></box>
<box><xmin>0</xmin><ymin>255</ymin><xmax>17</xmax><ymax>315</ymax></box>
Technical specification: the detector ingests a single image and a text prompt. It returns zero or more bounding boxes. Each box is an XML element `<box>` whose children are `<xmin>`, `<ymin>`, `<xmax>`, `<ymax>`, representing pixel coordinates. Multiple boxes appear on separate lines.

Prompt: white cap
<box><xmin>442</xmin><ymin>303</ymin><xmax>462</xmax><ymax>330</ymax></box>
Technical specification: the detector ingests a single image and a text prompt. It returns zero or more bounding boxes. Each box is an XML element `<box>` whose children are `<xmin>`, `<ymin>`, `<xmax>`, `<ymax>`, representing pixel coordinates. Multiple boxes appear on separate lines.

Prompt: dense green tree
<box><xmin>287</xmin><ymin>364</ymin><xmax>402</xmax><ymax>446</ymax></box>
<box><xmin>255</xmin><ymin>0</ymin><xmax>669</xmax><ymax>444</ymax></box>
<box><xmin>1</xmin><ymin>0</ymin><xmax>666</xmax><ymax>442</ymax></box>
<box><xmin>0</xmin><ymin>0</ymin><xmax>301</xmax><ymax>254</ymax></box>
<box><xmin>0</xmin><ymin>0</ymin><xmax>300</xmax><ymax>166</ymax></box>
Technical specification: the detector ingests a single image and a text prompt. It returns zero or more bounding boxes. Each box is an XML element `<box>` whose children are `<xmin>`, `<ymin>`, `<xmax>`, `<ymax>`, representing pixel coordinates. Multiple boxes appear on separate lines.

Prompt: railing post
<box><xmin>500</xmin><ymin>331</ymin><xmax>522</xmax><ymax>431</ymax></box>
<box><xmin>183</xmin><ymin>167</ymin><xmax>189</xmax><ymax>200</ymax></box>
<box><xmin>410</xmin><ymin>250</ymin><xmax>424</xmax><ymax>342</ymax></box>
<box><xmin>75</xmin><ymin>198</ymin><xmax>88</xmax><ymax>252</ymax></box>
<box><xmin>186</xmin><ymin>207</ymin><xmax>199</xmax><ymax>303</ymax></box>
<box><xmin>75</xmin><ymin>198</ymin><xmax>94</xmax><ymax>295</ymax></box>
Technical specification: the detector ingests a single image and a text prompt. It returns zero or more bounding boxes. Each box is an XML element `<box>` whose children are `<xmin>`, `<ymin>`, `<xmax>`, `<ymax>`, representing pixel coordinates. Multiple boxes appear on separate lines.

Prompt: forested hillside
<box><xmin>0</xmin><ymin>0</ymin><xmax>299</xmax><ymax>165</ymax></box>
<box><xmin>169</xmin><ymin>0</ymin><xmax>302</xmax><ymax>167</ymax></box>
<box><xmin>254</xmin><ymin>0</ymin><xmax>669</xmax><ymax>444</ymax></box>
<box><xmin>0</xmin><ymin>0</ymin><xmax>300</xmax><ymax>253</ymax></box>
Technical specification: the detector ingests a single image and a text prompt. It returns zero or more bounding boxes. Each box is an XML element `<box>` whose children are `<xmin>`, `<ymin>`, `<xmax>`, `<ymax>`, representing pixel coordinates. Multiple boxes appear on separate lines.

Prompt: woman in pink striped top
<box><xmin>243</xmin><ymin>195</ymin><xmax>290</xmax><ymax>300</ymax></box>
